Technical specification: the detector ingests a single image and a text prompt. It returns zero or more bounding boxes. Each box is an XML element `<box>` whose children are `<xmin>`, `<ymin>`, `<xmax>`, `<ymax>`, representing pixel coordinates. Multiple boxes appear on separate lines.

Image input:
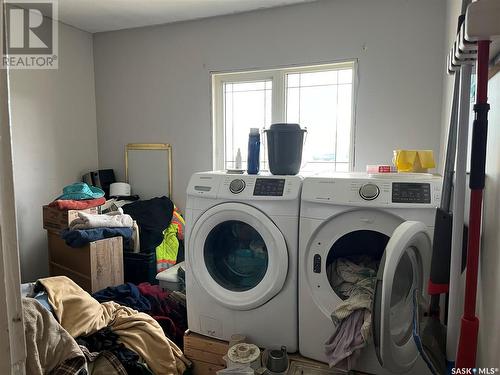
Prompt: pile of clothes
<box><xmin>120</xmin><ymin>196</ymin><xmax>185</xmax><ymax>273</ymax></box>
<box><xmin>50</xmin><ymin>182</ymin><xmax>138</xmax><ymax>250</ymax></box>
<box><xmin>50</xmin><ymin>182</ymin><xmax>185</xmax><ymax>277</ymax></box>
<box><xmin>325</xmin><ymin>256</ymin><xmax>379</xmax><ymax>370</ymax></box>
<box><xmin>93</xmin><ymin>282</ymin><xmax>187</xmax><ymax>348</ymax></box>
<box><xmin>22</xmin><ymin>276</ymin><xmax>190</xmax><ymax>375</ymax></box>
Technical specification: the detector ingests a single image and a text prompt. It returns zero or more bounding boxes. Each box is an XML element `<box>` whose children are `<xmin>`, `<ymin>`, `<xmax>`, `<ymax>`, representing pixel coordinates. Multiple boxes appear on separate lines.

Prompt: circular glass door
<box><xmin>204</xmin><ymin>220</ymin><xmax>269</xmax><ymax>292</ymax></box>
<box><xmin>189</xmin><ymin>202</ymin><xmax>288</xmax><ymax>310</ymax></box>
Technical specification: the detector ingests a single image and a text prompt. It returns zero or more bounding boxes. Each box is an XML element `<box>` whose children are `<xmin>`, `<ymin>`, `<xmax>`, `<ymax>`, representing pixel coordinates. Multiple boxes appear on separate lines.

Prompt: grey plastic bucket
<box><xmin>264</xmin><ymin>123</ymin><xmax>307</xmax><ymax>175</ymax></box>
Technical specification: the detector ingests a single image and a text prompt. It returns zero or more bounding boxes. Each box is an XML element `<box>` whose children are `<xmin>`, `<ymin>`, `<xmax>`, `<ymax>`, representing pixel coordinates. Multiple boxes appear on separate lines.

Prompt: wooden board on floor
<box><xmin>190</xmin><ymin>359</ymin><xmax>225</xmax><ymax>375</ymax></box>
<box><xmin>184</xmin><ymin>330</ymin><xmax>229</xmax><ymax>373</ymax></box>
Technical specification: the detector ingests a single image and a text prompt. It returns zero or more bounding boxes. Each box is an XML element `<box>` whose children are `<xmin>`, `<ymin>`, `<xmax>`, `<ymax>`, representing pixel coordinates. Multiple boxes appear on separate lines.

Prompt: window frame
<box><xmin>211</xmin><ymin>60</ymin><xmax>357</xmax><ymax>172</ymax></box>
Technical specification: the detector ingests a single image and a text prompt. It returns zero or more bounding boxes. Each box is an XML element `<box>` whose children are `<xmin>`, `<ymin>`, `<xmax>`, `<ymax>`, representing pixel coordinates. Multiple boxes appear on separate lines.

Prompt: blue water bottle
<box><xmin>247</xmin><ymin>128</ymin><xmax>260</xmax><ymax>174</ymax></box>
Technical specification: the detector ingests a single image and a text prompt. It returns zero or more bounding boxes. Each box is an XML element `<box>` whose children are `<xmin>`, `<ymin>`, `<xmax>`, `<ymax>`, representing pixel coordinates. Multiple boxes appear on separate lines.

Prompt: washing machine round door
<box><xmin>190</xmin><ymin>202</ymin><xmax>288</xmax><ymax>310</ymax></box>
<box><xmin>373</xmin><ymin>221</ymin><xmax>432</xmax><ymax>373</ymax></box>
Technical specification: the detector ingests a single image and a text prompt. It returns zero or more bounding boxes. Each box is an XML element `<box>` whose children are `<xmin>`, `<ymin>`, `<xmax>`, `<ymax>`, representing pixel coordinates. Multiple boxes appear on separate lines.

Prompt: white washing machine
<box><xmin>299</xmin><ymin>173</ymin><xmax>442</xmax><ymax>374</ymax></box>
<box><xmin>185</xmin><ymin>171</ymin><xmax>302</xmax><ymax>351</ymax></box>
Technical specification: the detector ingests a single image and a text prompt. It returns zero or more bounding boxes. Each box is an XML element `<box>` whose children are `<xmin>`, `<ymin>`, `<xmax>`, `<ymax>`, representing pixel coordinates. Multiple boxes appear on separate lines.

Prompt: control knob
<box><xmin>359</xmin><ymin>183</ymin><xmax>380</xmax><ymax>200</ymax></box>
<box><xmin>229</xmin><ymin>179</ymin><xmax>246</xmax><ymax>194</ymax></box>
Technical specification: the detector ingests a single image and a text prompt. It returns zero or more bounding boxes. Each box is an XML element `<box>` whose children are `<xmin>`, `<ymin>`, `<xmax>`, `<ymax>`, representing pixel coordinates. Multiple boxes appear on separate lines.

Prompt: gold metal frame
<box><xmin>125</xmin><ymin>143</ymin><xmax>173</xmax><ymax>197</ymax></box>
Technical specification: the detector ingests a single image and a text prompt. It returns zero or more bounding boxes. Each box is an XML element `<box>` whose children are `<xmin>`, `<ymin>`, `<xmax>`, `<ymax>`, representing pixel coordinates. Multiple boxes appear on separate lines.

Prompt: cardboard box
<box><xmin>184</xmin><ymin>330</ymin><xmax>229</xmax><ymax>374</ymax></box>
<box><xmin>43</xmin><ymin>205</ymin><xmax>99</xmax><ymax>233</ymax></box>
<box><xmin>47</xmin><ymin>231</ymin><xmax>124</xmax><ymax>293</ymax></box>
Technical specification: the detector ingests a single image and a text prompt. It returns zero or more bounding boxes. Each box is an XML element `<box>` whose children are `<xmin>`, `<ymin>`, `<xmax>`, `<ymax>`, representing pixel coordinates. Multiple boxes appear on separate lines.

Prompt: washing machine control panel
<box><xmin>253</xmin><ymin>178</ymin><xmax>286</xmax><ymax>196</ymax></box>
<box><xmin>229</xmin><ymin>179</ymin><xmax>246</xmax><ymax>194</ymax></box>
<box><xmin>392</xmin><ymin>182</ymin><xmax>431</xmax><ymax>204</ymax></box>
<box><xmin>359</xmin><ymin>183</ymin><xmax>380</xmax><ymax>200</ymax></box>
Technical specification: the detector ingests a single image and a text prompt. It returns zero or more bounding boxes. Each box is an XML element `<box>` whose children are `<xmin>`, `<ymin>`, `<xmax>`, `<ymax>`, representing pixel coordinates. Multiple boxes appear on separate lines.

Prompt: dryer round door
<box><xmin>189</xmin><ymin>202</ymin><xmax>288</xmax><ymax>311</ymax></box>
<box><xmin>373</xmin><ymin>221</ymin><xmax>432</xmax><ymax>373</ymax></box>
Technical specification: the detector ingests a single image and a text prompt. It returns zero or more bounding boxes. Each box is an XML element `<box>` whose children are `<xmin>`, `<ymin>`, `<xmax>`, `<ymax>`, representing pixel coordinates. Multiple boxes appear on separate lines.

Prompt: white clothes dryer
<box><xmin>299</xmin><ymin>173</ymin><xmax>442</xmax><ymax>374</ymax></box>
<box><xmin>185</xmin><ymin>171</ymin><xmax>302</xmax><ymax>351</ymax></box>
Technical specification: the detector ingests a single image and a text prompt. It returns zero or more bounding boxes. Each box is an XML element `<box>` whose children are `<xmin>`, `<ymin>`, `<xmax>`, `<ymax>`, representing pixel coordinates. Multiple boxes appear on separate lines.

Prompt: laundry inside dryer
<box><xmin>325</xmin><ymin>230</ymin><xmax>387</xmax><ymax>297</ymax></box>
<box><xmin>324</xmin><ymin>229</ymin><xmax>418</xmax><ymax>355</ymax></box>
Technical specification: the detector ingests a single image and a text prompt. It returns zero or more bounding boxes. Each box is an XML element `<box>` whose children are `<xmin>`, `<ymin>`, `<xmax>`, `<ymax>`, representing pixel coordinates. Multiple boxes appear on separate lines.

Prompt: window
<box><xmin>212</xmin><ymin>61</ymin><xmax>356</xmax><ymax>172</ymax></box>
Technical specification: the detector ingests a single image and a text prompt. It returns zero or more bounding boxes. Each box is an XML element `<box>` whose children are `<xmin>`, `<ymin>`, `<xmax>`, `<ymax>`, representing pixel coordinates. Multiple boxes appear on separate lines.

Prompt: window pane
<box><xmin>286</xmin><ymin>68</ymin><xmax>353</xmax><ymax>172</ymax></box>
<box><xmin>339</xmin><ymin>69</ymin><xmax>353</xmax><ymax>84</ymax></box>
<box><xmin>223</xmin><ymin>80</ymin><xmax>272</xmax><ymax>170</ymax></box>
<box><xmin>336</xmin><ymin>84</ymin><xmax>352</xmax><ymax>163</ymax></box>
<box><xmin>298</xmin><ymin>70</ymin><xmax>338</xmax><ymax>87</ymax></box>
<box><xmin>286</xmin><ymin>87</ymin><xmax>300</xmax><ymax>124</ymax></box>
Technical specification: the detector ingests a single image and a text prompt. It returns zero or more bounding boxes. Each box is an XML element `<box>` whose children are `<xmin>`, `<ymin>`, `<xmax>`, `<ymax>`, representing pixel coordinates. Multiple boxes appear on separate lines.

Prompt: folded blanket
<box><xmin>61</xmin><ymin>227</ymin><xmax>133</xmax><ymax>248</ymax></box>
<box><xmin>70</xmin><ymin>208</ymin><xmax>134</xmax><ymax>230</ymax></box>
<box><xmin>23</xmin><ymin>297</ymin><xmax>85</xmax><ymax>375</ymax></box>
<box><xmin>49</xmin><ymin>197</ymin><xmax>106</xmax><ymax>210</ymax></box>
<box><xmin>38</xmin><ymin>276</ymin><xmax>189</xmax><ymax>375</ymax></box>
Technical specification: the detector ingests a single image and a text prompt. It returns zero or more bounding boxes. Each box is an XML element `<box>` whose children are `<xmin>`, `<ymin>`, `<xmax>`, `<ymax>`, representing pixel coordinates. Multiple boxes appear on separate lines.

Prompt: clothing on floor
<box><xmin>70</xmin><ymin>207</ymin><xmax>134</xmax><ymax>230</ymax></box>
<box><xmin>77</xmin><ymin>328</ymin><xmax>153</xmax><ymax>375</ymax></box>
<box><xmin>61</xmin><ymin>227</ymin><xmax>133</xmax><ymax>248</ymax></box>
<box><xmin>49</xmin><ymin>197</ymin><xmax>106</xmax><ymax>210</ymax></box>
<box><xmin>23</xmin><ymin>297</ymin><xmax>86</xmax><ymax>375</ymax></box>
<box><xmin>156</xmin><ymin>223</ymin><xmax>180</xmax><ymax>272</ymax></box>
<box><xmin>93</xmin><ymin>283</ymin><xmax>151</xmax><ymax>313</ymax></box>
<box><xmin>137</xmin><ymin>283</ymin><xmax>186</xmax><ymax>347</ymax></box>
<box><xmin>80</xmin><ymin>345</ymin><xmax>128</xmax><ymax>375</ymax></box>
<box><xmin>93</xmin><ymin>282</ymin><xmax>187</xmax><ymax>348</ymax></box>
<box><xmin>122</xmin><ymin>196</ymin><xmax>174</xmax><ymax>252</ymax></box>
<box><xmin>325</xmin><ymin>257</ymin><xmax>378</xmax><ymax>369</ymax></box>
<box><xmin>38</xmin><ymin>276</ymin><xmax>189</xmax><ymax>375</ymax></box>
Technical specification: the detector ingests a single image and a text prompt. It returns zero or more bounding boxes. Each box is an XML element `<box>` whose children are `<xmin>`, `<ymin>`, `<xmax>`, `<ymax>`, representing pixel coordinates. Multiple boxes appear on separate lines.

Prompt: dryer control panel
<box><xmin>302</xmin><ymin>173</ymin><xmax>442</xmax><ymax>208</ymax></box>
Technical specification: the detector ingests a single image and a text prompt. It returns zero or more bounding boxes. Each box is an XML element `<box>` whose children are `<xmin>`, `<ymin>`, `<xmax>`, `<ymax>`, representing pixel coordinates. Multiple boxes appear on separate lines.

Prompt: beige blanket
<box><xmin>39</xmin><ymin>276</ymin><xmax>189</xmax><ymax>375</ymax></box>
<box><xmin>23</xmin><ymin>297</ymin><xmax>85</xmax><ymax>375</ymax></box>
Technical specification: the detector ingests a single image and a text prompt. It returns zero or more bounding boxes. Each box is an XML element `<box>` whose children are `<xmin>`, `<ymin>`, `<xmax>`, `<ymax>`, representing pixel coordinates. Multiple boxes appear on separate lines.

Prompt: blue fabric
<box><xmin>61</xmin><ymin>227</ymin><xmax>133</xmax><ymax>248</ymax></box>
<box><xmin>33</xmin><ymin>292</ymin><xmax>54</xmax><ymax>315</ymax></box>
<box><xmin>57</xmin><ymin>182</ymin><xmax>105</xmax><ymax>200</ymax></box>
<box><xmin>92</xmin><ymin>283</ymin><xmax>151</xmax><ymax>312</ymax></box>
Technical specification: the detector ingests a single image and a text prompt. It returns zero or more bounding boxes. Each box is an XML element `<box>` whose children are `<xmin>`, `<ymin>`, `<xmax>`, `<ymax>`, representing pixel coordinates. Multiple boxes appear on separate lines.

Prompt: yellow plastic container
<box><xmin>393</xmin><ymin>150</ymin><xmax>435</xmax><ymax>173</ymax></box>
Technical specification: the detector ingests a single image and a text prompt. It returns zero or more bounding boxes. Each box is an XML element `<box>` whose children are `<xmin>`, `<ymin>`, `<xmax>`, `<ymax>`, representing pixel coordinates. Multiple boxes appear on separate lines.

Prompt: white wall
<box><xmin>9</xmin><ymin>22</ymin><xmax>99</xmax><ymax>282</ymax></box>
<box><xmin>93</xmin><ymin>0</ymin><xmax>446</xmax><ymax>209</ymax></box>
<box><xmin>439</xmin><ymin>0</ymin><xmax>463</xmax><ymax>172</ymax></box>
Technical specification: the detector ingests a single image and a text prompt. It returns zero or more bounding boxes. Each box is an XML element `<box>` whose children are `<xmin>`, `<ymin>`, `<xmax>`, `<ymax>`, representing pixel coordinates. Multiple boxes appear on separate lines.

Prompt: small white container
<box><xmin>156</xmin><ymin>261</ymin><xmax>185</xmax><ymax>291</ymax></box>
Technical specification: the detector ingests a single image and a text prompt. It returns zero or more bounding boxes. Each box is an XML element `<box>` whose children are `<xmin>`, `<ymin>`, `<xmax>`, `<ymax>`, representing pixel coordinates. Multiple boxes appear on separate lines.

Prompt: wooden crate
<box><xmin>47</xmin><ymin>231</ymin><xmax>124</xmax><ymax>293</ymax></box>
<box><xmin>43</xmin><ymin>205</ymin><xmax>99</xmax><ymax>233</ymax></box>
<box><xmin>184</xmin><ymin>330</ymin><xmax>229</xmax><ymax>375</ymax></box>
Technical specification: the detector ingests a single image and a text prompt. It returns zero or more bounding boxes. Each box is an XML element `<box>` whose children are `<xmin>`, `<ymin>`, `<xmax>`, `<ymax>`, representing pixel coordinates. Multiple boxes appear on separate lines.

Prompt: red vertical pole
<box><xmin>456</xmin><ymin>40</ymin><xmax>490</xmax><ymax>369</ymax></box>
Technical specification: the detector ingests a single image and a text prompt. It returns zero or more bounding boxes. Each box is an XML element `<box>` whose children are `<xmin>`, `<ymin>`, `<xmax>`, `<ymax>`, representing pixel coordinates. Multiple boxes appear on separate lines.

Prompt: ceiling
<box><xmin>50</xmin><ymin>0</ymin><xmax>316</xmax><ymax>33</ymax></box>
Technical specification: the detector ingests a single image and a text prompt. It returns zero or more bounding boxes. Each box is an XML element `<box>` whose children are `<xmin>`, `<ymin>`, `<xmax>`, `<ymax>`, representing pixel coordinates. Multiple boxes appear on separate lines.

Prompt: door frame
<box><xmin>0</xmin><ymin>1</ymin><xmax>27</xmax><ymax>372</ymax></box>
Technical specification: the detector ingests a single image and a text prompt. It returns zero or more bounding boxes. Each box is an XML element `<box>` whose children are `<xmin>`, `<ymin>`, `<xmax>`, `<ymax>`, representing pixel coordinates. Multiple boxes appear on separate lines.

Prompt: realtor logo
<box><xmin>2</xmin><ymin>0</ymin><xmax>58</xmax><ymax>69</ymax></box>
